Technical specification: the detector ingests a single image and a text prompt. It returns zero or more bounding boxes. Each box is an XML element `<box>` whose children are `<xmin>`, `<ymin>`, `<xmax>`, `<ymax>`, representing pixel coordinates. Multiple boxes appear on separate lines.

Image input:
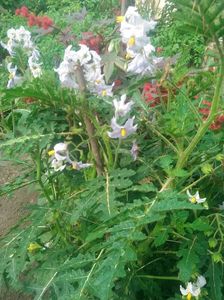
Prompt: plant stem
<box><xmin>113</xmin><ymin>139</ymin><xmax>121</xmax><ymax>169</ymax></box>
<box><xmin>136</xmin><ymin>275</ymin><xmax>179</xmax><ymax>281</ymax></box>
<box><xmin>75</xmin><ymin>64</ymin><xmax>104</xmax><ymax>176</ymax></box>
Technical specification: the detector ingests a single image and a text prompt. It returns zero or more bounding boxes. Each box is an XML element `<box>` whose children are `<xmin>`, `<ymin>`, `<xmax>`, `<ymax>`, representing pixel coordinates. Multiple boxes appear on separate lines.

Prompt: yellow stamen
<box><xmin>125</xmin><ymin>53</ymin><xmax>132</xmax><ymax>60</ymax></box>
<box><xmin>187</xmin><ymin>293</ymin><xmax>192</xmax><ymax>300</ymax></box>
<box><xmin>120</xmin><ymin>128</ymin><xmax>127</xmax><ymax>137</ymax></box>
<box><xmin>8</xmin><ymin>73</ymin><xmax>14</xmax><ymax>79</ymax></box>
<box><xmin>48</xmin><ymin>150</ymin><xmax>55</xmax><ymax>156</ymax></box>
<box><xmin>95</xmin><ymin>79</ymin><xmax>101</xmax><ymax>84</ymax></box>
<box><xmin>190</xmin><ymin>197</ymin><xmax>197</xmax><ymax>203</ymax></box>
<box><xmin>116</xmin><ymin>16</ymin><xmax>124</xmax><ymax>23</ymax></box>
<box><xmin>27</xmin><ymin>242</ymin><xmax>41</xmax><ymax>253</ymax></box>
<box><xmin>128</xmin><ymin>36</ymin><xmax>135</xmax><ymax>46</ymax></box>
<box><xmin>102</xmin><ymin>90</ymin><xmax>107</xmax><ymax>96</ymax></box>
<box><xmin>72</xmin><ymin>162</ymin><xmax>77</xmax><ymax>170</ymax></box>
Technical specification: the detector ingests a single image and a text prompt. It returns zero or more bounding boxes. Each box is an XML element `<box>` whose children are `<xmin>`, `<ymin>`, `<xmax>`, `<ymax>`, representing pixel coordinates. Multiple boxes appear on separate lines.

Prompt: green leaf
<box><xmin>177</xmin><ymin>240</ymin><xmax>200</xmax><ymax>281</ymax></box>
<box><xmin>207</xmin><ymin>261</ymin><xmax>224</xmax><ymax>300</ymax></box>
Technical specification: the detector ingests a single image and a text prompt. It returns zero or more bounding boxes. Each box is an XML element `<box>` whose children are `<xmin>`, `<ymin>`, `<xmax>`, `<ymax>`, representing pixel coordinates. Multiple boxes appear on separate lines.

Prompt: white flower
<box><xmin>6</xmin><ymin>63</ymin><xmax>22</xmax><ymax>89</ymax></box>
<box><xmin>120</xmin><ymin>6</ymin><xmax>157</xmax><ymax>32</ymax></box>
<box><xmin>180</xmin><ymin>276</ymin><xmax>206</xmax><ymax>299</ymax></box>
<box><xmin>127</xmin><ymin>53</ymin><xmax>154</xmax><ymax>74</ymax></box>
<box><xmin>51</xmin><ymin>158</ymin><xmax>66</xmax><ymax>172</ymax></box>
<box><xmin>7</xmin><ymin>28</ymin><xmax>17</xmax><ymax>40</ymax></box>
<box><xmin>187</xmin><ymin>190</ymin><xmax>206</xmax><ymax>204</ymax></box>
<box><xmin>55</xmin><ymin>61</ymin><xmax>79</xmax><ymax>89</ymax></box>
<box><xmin>72</xmin><ymin>161</ymin><xmax>93</xmax><ymax>170</ymax></box>
<box><xmin>84</xmin><ymin>63</ymin><xmax>102</xmax><ymax>83</ymax></box>
<box><xmin>77</xmin><ymin>44</ymin><xmax>92</xmax><ymax>65</ymax></box>
<box><xmin>54</xmin><ymin>143</ymin><xmax>71</xmax><ymax>162</ymax></box>
<box><xmin>108</xmin><ymin>117</ymin><xmax>137</xmax><ymax>139</ymax></box>
<box><xmin>48</xmin><ymin>143</ymin><xmax>71</xmax><ymax>162</ymax></box>
<box><xmin>28</xmin><ymin>49</ymin><xmax>42</xmax><ymax>78</ymax></box>
<box><xmin>113</xmin><ymin>94</ymin><xmax>133</xmax><ymax>117</ymax></box>
<box><xmin>63</xmin><ymin>45</ymin><xmax>78</xmax><ymax>64</ymax></box>
<box><xmin>121</xmin><ymin>25</ymin><xmax>149</xmax><ymax>52</ymax></box>
<box><xmin>1</xmin><ymin>26</ymin><xmax>34</xmax><ymax>56</ymax></box>
<box><xmin>94</xmin><ymin>81</ymin><xmax>114</xmax><ymax>97</ymax></box>
<box><xmin>48</xmin><ymin>143</ymin><xmax>93</xmax><ymax>173</ymax></box>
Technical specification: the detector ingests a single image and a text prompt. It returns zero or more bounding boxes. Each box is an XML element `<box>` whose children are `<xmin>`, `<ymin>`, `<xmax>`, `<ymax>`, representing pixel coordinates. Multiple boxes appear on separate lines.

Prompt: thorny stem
<box><xmin>75</xmin><ymin>64</ymin><xmax>104</xmax><ymax>176</ymax></box>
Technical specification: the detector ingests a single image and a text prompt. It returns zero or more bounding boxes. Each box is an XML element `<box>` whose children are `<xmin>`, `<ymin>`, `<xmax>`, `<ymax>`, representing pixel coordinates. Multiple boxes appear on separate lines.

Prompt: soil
<box><xmin>0</xmin><ymin>159</ymin><xmax>37</xmax><ymax>299</ymax></box>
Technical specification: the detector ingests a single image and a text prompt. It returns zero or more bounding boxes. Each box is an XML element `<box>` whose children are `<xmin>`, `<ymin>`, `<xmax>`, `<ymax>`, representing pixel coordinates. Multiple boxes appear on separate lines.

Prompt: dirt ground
<box><xmin>0</xmin><ymin>159</ymin><xmax>36</xmax><ymax>299</ymax></box>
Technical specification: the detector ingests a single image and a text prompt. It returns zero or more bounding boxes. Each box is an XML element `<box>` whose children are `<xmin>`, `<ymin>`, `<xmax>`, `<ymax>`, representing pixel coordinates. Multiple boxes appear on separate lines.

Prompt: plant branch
<box><xmin>75</xmin><ymin>64</ymin><xmax>104</xmax><ymax>176</ymax></box>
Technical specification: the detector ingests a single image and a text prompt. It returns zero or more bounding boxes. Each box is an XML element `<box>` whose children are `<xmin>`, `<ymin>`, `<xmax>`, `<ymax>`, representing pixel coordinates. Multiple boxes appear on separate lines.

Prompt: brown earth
<box><xmin>0</xmin><ymin>159</ymin><xmax>36</xmax><ymax>299</ymax></box>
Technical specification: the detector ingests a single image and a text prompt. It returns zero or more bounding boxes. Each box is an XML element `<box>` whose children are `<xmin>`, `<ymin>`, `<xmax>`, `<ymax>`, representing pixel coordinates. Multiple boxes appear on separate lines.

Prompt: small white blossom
<box><xmin>6</xmin><ymin>63</ymin><xmax>22</xmax><ymax>89</ymax></box>
<box><xmin>48</xmin><ymin>143</ymin><xmax>92</xmax><ymax>173</ymax></box>
<box><xmin>94</xmin><ymin>81</ymin><xmax>114</xmax><ymax>97</ymax></box>
<box><xmin>28</xmin><ymin>49</ymin><xmax>42</xmax><ymax>78</ymax></box>
<box><xmin>108</xmin><ymin>117</ymin><xmax>137</xmax><ymax>139</ymax></box>
<box><xmin>119</xmin><ymin>6</ymin><xmax>157</xmax><ymax>32</ymax></box>
<box><xmin>180</xmin><ymin>276</ymin><xmax>206</xmax><ymax>299</ymax></box>
<box><xmin>187</xmin><ymin>190</ymin><xmax>206</xmax><ymax>204</ymax></box>
<box><xmin>51</xmin><ymin>158</ymin><xmax>66</xmax><ymax>172</ymax></box>
<box><xmin>72</xmin><ymin>161</ymin><xmax>93</xmax><ymax>170</ymax></box>
<box><xmin>53</xmin><ymin>143</ymin><xmax>71</xmax><ymax>162</ymax></box>
<box><xmin>127</xmin><ymin>53</ymin><xmax>154</xmax><ymax>74</ymax></box>
<box><xmin>113</xmin><ymin>94</ymin><xmax>133</xmax><ymax>117</ymax></box>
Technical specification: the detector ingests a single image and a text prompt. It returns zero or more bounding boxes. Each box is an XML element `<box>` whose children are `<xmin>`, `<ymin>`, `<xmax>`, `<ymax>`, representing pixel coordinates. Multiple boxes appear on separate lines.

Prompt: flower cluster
<box><xmin>117</xmin><ymin>6</ymin><xmax>161</xmax><ymax>75</ymax></box>
<box><xmin>108</xmin><ymin>94</ymin><xmax>137</xmax><ymax>139</ymax></box>
<box><xmin>180</xmin><ymin>275</ymin><xmax>206</xmax><ymax>299</ymax></box>
<box><xmin>1</xmin><ymin>26</ymin><xmax>34</xmax><ymax>56</ymax></box>
<box><xmin>15</xmin><ymin>6</ymin><xmax>53</xmax><ymax>30</ymax></box>
<box><xmin>79</xmin><ymin>32</ymin><xmax>103</xmax><ymax>54</ymax></box>
<box><xmin>0</xmin><ymin>26</ymin><xmax>42</xmax><ymax>88</ymax></box>
<box><xmin>199</xmin><ymin>100</ymin><xmax>224</xmax><ymax>131</ymax></box>
<box><xmin>48</xmin><ymin>142</ymin><xmax>92</xmax><ymax>172</ymax></box>
<box><xmin>55</xmin><ymin>44</ymin><xmax>114</xmax><ymax>96</ymax></box>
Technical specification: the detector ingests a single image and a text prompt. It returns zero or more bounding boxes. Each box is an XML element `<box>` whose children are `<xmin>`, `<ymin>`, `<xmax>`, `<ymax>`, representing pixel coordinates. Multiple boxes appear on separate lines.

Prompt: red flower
<box><xmin>41</xmin><ymin>16</ymin><xmax>53</xmax><ymax>29</ymax></box>
<box><xmin>217</xmin><ymin>115</ymin><xmax>224</xmax><ymax>123</ymax></box>
<box><xmin>143</xmin><ymin>82</ymin><xmax>160</xmax><ymax>107</ymax></box>
<box><xmin>15</xmin><ymin>8</ymin><xmax>21</xmax><ymax>15</ymax></box>
<box><xmin>35</xmin><ymin>16</ymin><xmax>43</xmax><ymax>27</ymax></box>
<box><xmin>20</xmin><ymin>6</ymin><xmax>29</xmax><ymax>17</ymax></box>
<box><xmin>210</xmin><ymin>123</ymin><xmax>221</xmax><ymax>131</ymax></box>
<box><xmin>199</xmin><ymin>108</ymin><xmax>210</xmax><ymax>116</ymax></box>
<box><xmin>202</xmin><ymin>100</ymin><xmax>212</xmax><ymax>107</ymax></box>
<box><xmin>28</xmin><ymin>14</ymin><xmax>37</xmax><ymax>27</ymax></box>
